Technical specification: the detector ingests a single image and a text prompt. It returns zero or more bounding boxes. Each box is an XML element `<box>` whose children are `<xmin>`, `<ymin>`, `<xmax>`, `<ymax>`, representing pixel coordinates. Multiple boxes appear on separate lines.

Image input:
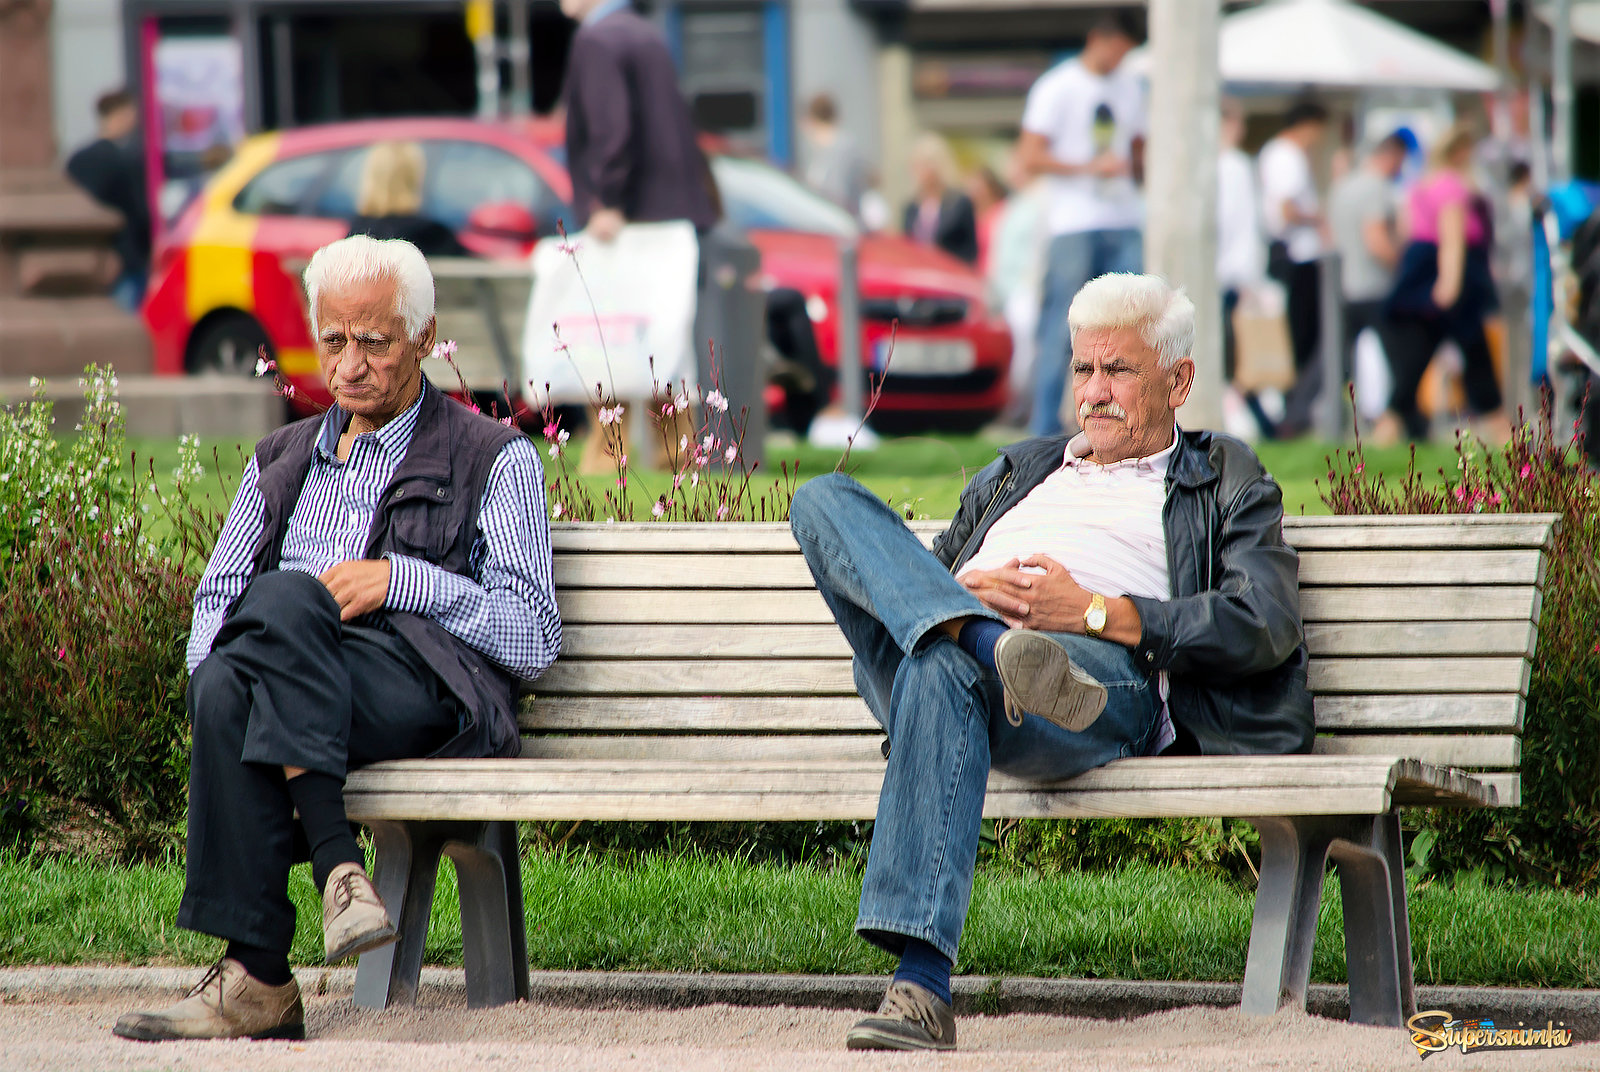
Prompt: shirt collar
<box><xmin>584</xmin><ymin>0</ymin><xmax>631</xmax><ymax>26</ymax></box>
<box><xmin>315</xmin><ymin>379</ymin><xmax>429</xmax><ymax>463</ymax></box>
<box><xmin>1063</xmin><ymin>424</ymin><xmax>1181</xmax><ymax>477</ymax></box>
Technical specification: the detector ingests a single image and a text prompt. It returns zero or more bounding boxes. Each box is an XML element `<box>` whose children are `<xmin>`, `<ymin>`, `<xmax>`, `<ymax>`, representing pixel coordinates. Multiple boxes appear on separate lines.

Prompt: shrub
<box><xmin>1321</xmin><ymin>406</ymin><xmax>1600</xmax><ymax>890</ymax></box>
<box><xmin>0</xmin><ymin>369</ymin><xmax>226</xmax><ymax>862</ymax></box>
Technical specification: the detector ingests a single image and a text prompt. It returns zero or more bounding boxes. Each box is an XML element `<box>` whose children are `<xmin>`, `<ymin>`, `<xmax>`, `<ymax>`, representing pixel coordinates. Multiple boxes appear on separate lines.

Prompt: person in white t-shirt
<box><xmin>1016</xmin><ymin>13</ymin><xmax>1146</xmax><ymax>436</ymax></box>
<box><xmin>1216</xmin><ymin>100</ymin><xmax>1275</xmax><ymax>440</ymax></box>
<box><xmin>1257</xmin><ymin>100</ymin><xmax>1331</xmax><ymax>437</ymax></box>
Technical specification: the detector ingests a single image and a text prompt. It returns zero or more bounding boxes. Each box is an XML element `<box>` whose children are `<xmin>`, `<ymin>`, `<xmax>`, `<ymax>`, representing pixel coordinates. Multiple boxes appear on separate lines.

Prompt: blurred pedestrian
<box><xmin>1215</xmin><ymin>100</ymin><xmax>1273</xmax><ymax>439</ymax></box>
<box><xmin>347</xmin><ymin>141</ymin><xmax>468</xmax><ymax>256</ymax></box>
<box><xmin>560</xmin><ymin>0</ymin><xmax>718</xmax><ymax>243</ymax></box>
<box><xmin>801</xmin><ymin>92</ymin><xmax>870</xmax><ymax>221</ymax></box>
<box><xmin>1379</xmin><ymin>125</ymin><xmax>1512</xmax><ymax>444</ymax></box>
<box><xmin>558</xmin><ymin>0</ymin><xmax>719</xmax><ymax>471</ymax></box>
<box><xmin>1258</xmin><ymin>100</ymin><xmax>1330</xmax><ymax>438</ymax></box>
<box><xmin>1327</xmin><ymin>132</ymin><xmax>1407</xmax><ymax>424</ymax></box>
<box><xmin>987</xmin><ymin>150</ymin><xmax>1048</xmax><ymax>427</ymax></box>
<box><xmin>65</xmin><ymin>88</ymin><xmax>150</xmax><ymax>312</ymax></box>
<box><xmin>903</xmin><ymin>133</ymin><xmax>978</xmax><ymax>265</ymax></box>
<box><xmin>1016</xmin><ymin>13</ymin><xmax>1144</xmax><ymax>436</ymax></box>
<box><xmin>967</xmin><ymin>166</ymin><xmax>1009</xmax><ymax>274</ymax></box>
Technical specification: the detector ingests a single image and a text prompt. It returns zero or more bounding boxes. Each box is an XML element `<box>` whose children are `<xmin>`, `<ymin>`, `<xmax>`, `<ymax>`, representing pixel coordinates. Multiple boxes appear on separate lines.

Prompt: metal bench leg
<box><xmin>444</xmin><ymin>820</ymin><xmax>525</xmax><ymax>1008</ymax></box>
<box><xmin>354</xmin><ymin>820</ymin><xmax>447</xmax><ymax>1009</ymax></box>
<box><xmin>1241</xmin><ymin>816</ymin><xmax>1337</xmax><ymax>1015</ymax></box>
<box><xmin>1328</xmin><ymin>812</ymin><xmax>1412</xmax><ymax>1027</ymax></box>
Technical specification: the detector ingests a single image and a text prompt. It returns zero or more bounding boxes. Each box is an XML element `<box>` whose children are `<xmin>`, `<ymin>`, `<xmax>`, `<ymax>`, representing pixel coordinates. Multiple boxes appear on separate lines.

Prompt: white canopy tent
<box><xmin>1124</xmin><ymin>0</ymin><xmax>1500</xmax><ymax>92</ymax></box>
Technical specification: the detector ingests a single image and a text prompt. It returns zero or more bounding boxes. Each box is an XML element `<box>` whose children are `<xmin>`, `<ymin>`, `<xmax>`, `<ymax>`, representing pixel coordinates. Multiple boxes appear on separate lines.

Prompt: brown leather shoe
<box><xmin>112</xmin><ymin>958</ymin><xmax>304</xmax><ymax>1041</ymax></box>
<box><xmin>845</xmin><ymin>980</ymin><xmax>958</xmax><ymax>1051</ymax></box>
<box><xmin>322</xmin><ymin>861</ymin><xmax>397</xmax><ymax>963</ymax></box>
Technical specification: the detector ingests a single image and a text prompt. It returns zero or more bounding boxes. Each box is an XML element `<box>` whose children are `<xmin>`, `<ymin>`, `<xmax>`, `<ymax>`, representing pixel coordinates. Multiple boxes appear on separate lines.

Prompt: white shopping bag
<box><xmin>1352</xmin><ymin>327</ymin><xmax>1393</xmax><ymax>422</ymax></box>
<box><xmin>522</xmin><ymin>220</ymin><xmax>699</xmax><ymax>405</ymax></box>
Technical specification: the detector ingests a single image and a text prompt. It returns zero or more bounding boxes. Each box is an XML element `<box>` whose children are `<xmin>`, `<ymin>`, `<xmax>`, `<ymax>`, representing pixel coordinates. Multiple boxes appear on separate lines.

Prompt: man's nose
<box><xmin>334</xmin><ymin>341</ymin><xmax>368</xmax><ymax>380</ymax></box>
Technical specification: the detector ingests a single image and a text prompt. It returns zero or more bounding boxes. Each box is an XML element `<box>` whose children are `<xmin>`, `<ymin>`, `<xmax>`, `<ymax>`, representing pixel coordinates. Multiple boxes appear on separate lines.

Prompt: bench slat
<box><xmin>1312</xmin><ymin>734</ymin><xmax>1520</xmax><ymax>767</ymax></box>
<box><xmin>1303</xmin><ymin>620</ymin><xmax>1536</xmax><ymax>658</ymax></box>
<box><xmin>1298</xmin><ymin>586</ymin><xmax>1538</xmax><ymax>623</ymax></box>
<box><xmin>1312</xmin><ymin>694</ymin><xmax>1523</xmax><ymax>732</ymax></box>
<box><xmin>1307</xmin><ymin>657</ymin><xmax>1528</xmax><ymax>695</ymax></box>
<box><xmin>533</xmin><ymin>659</ymin><xmax>859</xmax><ymax>695</ymax></box>
<box><xmin>522</xmin><ymin>734</ymin><xmax>886</xmax><ymax>763</ymax></box>
<box><xmin>1473</xmin><ymin>772</ymin><xmax>1521</xmax><ymax>806</ymax></box>
<box><xmin>521</xmin><ymin>696</ymin><xmax>877</xmax><ymax>732</ymax></box>
<box><xmin>1296</xmin><ymin>550</ymin><xmax>1544</xmax><ymax>586</ymax></box>
<box><xmin>556</xmin><ymin>621</ymin><xmax>1537</xmax><ymax>660</ymax></box>
<box><xmin>551</xmin><ymin>549</ymin><xmax>1545</xmax><ymax>590</ymax></box>
<box><xmin>1279</xmin><ymin>522</ymin><xmax>1556</xmax><ymax>550</ymax></box>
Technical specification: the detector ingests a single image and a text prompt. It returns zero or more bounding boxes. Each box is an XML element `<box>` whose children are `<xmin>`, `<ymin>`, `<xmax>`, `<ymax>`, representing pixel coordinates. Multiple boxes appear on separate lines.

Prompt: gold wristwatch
<box><xmin>1084</xmin><ymin>592</ymin><xmax>1107</xmax><ymax>638</ymax></box>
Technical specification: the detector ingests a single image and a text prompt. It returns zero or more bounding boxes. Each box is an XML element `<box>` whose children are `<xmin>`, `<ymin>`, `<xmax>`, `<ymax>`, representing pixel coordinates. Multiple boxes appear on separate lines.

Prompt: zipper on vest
<box><xmin>953</xmin><ymin>471</ymin><xmax>1013</xmax><ymax>570</ymax></box>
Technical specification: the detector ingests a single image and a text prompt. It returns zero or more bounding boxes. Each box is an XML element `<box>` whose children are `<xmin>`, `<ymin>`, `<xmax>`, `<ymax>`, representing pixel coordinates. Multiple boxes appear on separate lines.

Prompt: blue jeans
<box><xmin>789</xmin><ymin>473</ymin><xmax>1159</xmax><ymax>962</ymax></box>
<box><xmin>1031</xmin><ymin>228</ymin><xmax>1143</xmax><ymax>436</ymax></box>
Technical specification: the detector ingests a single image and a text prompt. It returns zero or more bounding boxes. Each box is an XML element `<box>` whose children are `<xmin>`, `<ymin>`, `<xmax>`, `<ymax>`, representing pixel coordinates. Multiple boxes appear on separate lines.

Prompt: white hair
<box><xmin>1067</xmin><ymin>273</ymin><xmax>1195</xmax><ymax>370</ymax></box>
<box><xmin>303</xmin><ymin>234</ymin><xmax>435</xmax><ymax>342</ymax></box>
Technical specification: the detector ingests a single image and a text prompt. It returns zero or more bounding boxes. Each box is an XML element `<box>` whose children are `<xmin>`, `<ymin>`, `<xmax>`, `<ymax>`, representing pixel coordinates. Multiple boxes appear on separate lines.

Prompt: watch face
<box><xmin>1087</xmin><ymin>606</ymin><xmax>1107</xmax><ymax>631</ymax></box>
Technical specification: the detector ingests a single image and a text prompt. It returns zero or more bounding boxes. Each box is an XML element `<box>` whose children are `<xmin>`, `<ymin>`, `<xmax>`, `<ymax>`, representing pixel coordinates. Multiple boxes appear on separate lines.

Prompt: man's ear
<box><xmin>414</xmin><ymin>317</ymin><xmax>437</xmax><ymax>364</ymax></box>
<box><xmin>1168</xmin><ymin>357</ymin><xmax>1195</xmax><ymax>411</ymax></box>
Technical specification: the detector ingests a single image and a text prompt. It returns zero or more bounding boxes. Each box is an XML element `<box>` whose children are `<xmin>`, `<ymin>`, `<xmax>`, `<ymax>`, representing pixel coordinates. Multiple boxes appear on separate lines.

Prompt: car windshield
<box><xmin>712</xmin><ymin>156</ymin><xmax>858</xmax><ymax>239</ymax></box>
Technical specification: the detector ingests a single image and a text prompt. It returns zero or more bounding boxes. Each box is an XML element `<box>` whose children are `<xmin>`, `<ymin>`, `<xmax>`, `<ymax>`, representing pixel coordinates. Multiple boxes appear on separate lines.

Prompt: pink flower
<box><xmin>661</xmin><ymin>402</ymin><xmax>676</xmax><ymax>417</ymax></box>
<box><xmin>1519</xmin><ymin>463</ymin><xmax>1533</xmax><ymax>480</ymax></box>
<box><xmin>55</xmin><ymin>647</ymin><xmax>66</xmax><ymax>660</ymax></box>
<box><xmin>675</xmin><ymin>392</ymin><xmax>689</xmax><ymax>412</ymax></box>
<box><xmin>429</xmin><ymin>340</ymin><xmax>458</xmax><ymax>361</ymax></box>
<box><xmin>553</xmin><ymin>338</ymin><xmax>571</xmax><ymax>354</ymax></box>
<box><xmin>282</xmin><ymin>384</ymin><xmax>296</xmax><ymax>399</ymax></box>
<box><xmin>558</xmin><ymin>240</ymin><xmax>582</xmax><ymax>256</ymax></box>
<box><xmin>717</xmin><ymin>504</ymin><xmax>729</xmax><ymax>520</ymax></box>
<box><xmin>543</xmin><ymin>421</ymin><xmax>562</xmax><ymax>441</ymax></box>
<box><xmin>652</xmin><ymin>499</ymin><xmax>666</xmax><ymax>518</ymax></box>
<box><xmin>1489</xmin><ymin>492</ymin><xmax>1503</xmax><ymax>506</ymax></box>
<box><xmin>598</xmin><ymin>406</ymin><xmax>618</xmax><ymax>426</ymax></box>
<box><xmin>706</xmin><ymin>390</ymin><xmax>729</xmax><ymax>413</ymax></box>
<box><xmin>673</xmin><ymin>473</ymin><xmax>684</xmax><ymax>489</ymax></box>
<box><xmin>1453</xmin><ymin>486</ymin><xmax>1467</xmax><ymax>503</ymax></box>
<box><xmin>619</xmin><ymin>454</ymin><xmax>628</xmax><ymax>468</ymax></box>
<box><xmin>1353</xmin><ymin>463</ymin><xmax>1364</xmax><ymax>475</ymax></box>
<box><xmin>724</xmin><ymin>444</ymin><xmax>738</xmax><ymax>464</ymax></box>
<box><xmin>500</xmin><ymin>415</ymin><xmax>515</xmax><ymax>427</ymax></box>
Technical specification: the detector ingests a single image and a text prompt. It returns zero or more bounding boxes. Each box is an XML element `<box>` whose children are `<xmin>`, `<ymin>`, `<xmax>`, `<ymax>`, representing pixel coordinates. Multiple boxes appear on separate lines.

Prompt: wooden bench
<box><xmin>343</xmin><ymin>513</ymin><xmax>1558</xmax><ymax>1025</ymax></box>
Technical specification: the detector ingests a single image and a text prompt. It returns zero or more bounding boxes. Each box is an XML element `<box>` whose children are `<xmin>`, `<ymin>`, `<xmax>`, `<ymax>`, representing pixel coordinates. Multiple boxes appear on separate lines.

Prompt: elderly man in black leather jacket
<box><xmin>790</xmin><ymin>272</ymin><xmax>1312</xmax><ymax>1054</ymax></box>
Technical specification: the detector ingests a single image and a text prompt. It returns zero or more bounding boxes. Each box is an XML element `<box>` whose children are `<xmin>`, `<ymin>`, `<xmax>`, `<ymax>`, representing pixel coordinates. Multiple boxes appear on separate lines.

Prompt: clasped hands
<box><xmin>960</xmin><ymin>555</ymin><xmax>1092</xmax><ymax>631</ymax></box>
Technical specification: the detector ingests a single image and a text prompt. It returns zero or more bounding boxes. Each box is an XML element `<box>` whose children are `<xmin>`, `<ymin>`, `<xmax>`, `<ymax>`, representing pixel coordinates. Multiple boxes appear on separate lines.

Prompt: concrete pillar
<box><xmin>877</xmin><ymin>41</ymin><xmax>914</xmax><ymax>233</ymax></box>
<box><xmin>1143</xmin><ymin>0</ymin><xmax>1222</xmax><ymax>430</ymax></box>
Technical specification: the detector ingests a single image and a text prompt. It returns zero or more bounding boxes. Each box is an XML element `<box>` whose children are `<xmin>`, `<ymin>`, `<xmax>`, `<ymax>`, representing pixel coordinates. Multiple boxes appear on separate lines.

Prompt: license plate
<box><xmin>873</xmin><ymin>338</ymin><xmax>976</xmax><ymax>376</ymax></box>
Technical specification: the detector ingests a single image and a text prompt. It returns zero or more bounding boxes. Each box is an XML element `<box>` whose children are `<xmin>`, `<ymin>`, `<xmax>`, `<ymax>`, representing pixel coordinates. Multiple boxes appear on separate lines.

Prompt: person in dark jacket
<box><xmin>558</xmin><ymin>0</ymin><xmax>717</xmax><ymax>240</ymax></box>
<box><xmin>65</xmin><ymin>88</ymin><xmax>150</xmax><ymax>310</ymax></box>
<box><xmin>346</xmin><ymin>140</ymin><xmax>468</xmax><ymax>256</ymax></box>
<box><xmin>790</xmin><ymin>272</ymin><xmax>1310</xmax><ymax>1053</ymax></box>
<box><xmin>113</xmin><ymin>236</ymin><xmax>561</xmax><ymax>1043</ymax></box>
<box><xmin>902</xmin><ymin>132</ymin><xmax>979</xmax><ymax>264</ymax></box>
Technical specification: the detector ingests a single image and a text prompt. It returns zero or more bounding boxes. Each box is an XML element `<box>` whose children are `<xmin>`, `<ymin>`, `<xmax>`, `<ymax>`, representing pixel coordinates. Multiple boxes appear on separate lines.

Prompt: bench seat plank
<box><xmin>1310</xmin><ymin>694</ymin><xmax>1523</xmax><ymax>731</ymax></box>
<box><xmin>1312</xmin><ymin>734</ymin><xmax>1520</xmax><ymax>767</ymax></box>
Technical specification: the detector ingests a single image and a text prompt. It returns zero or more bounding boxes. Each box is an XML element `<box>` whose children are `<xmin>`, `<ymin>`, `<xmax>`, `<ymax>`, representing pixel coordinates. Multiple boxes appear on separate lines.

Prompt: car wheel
<box><xmin>188</xmin><ymin>314</ymin><xmax>272</xmax><ymax>376</ymax></box>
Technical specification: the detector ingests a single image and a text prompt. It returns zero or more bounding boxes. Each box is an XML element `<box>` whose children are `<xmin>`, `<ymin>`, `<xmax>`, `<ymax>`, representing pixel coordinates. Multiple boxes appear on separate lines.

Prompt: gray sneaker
<box><xmin>846</xmin><ymin>980</ymin><xmax>957</xmax><ymax>1051</ymax></box>
<box><xmin>993</xmin><ymin>628</ymin><xmax>1107</xmax><ymax>732</ymax></box>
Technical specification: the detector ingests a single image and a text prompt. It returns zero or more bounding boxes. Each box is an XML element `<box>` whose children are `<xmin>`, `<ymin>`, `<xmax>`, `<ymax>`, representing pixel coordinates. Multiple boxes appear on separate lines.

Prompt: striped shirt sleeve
<box><xmin>384</xmin><ymin>436</ymin><xmax>561</xmax><ymax>681</ymax></box>
<box><xmin>186</xmin><ymin>455</ymin><xmax>267</xmax><ymax>673</ymax></box>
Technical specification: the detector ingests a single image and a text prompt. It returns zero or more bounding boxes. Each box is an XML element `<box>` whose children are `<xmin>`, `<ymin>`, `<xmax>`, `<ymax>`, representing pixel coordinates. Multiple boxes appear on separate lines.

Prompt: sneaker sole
<box><xmin>845</xmin><ymin>1024</ymin><xmax>956</xmax><ymax>1052</ymax></box>
<box><xmin>993</xmin><ymin>629</ymin><xmax>1108</xmax><ymax>733</ymax></box>
<box><xmin>325</xmin><ymin>923</ymin><xmax>399</xmax><ymax>965</ymax></box>
<box><xmin>113</xmin><ymin>1020</ymin><xmax>307</xmax><ymax>1042</ymax></box>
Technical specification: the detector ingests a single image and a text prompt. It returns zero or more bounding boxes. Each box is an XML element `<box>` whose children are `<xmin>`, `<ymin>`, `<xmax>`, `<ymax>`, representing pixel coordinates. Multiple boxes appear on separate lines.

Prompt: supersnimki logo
<box><xmin>1408</xmin><ymin>1010</ymin><xmax>1574</xmax><ymax>1059</ymax></box>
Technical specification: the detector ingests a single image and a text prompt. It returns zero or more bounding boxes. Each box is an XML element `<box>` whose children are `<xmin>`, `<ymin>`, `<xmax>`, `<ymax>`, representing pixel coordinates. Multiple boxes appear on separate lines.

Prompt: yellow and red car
<box><xmin>144</xmin><ymin>116</ymin><xmax>1012</xmax><ymax>427</ymax></box>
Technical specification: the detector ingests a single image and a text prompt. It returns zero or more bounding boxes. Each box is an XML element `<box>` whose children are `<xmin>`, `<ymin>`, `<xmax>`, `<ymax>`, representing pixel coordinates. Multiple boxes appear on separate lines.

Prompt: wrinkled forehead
<box><xmin>1072</xmin><ymin>326</ymin><xmax>1161</xmax><ymax>367</ymax></box>
<box><xmin>314</xmin><ymin>278</ymin><xmax>404</xmax><ymax>334</ymax></box>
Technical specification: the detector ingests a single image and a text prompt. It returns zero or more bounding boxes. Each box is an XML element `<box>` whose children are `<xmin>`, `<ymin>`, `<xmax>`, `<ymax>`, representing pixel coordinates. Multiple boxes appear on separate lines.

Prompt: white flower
<box><xmin>551</xmin><ymin>501</ymin><xmax>564</xmax><ymax>518</ymax></box>
<box><xmin>724</xmin><ymin>445</ymin><xmax>738</xmax><ymax>464</ymax></box>
<box><xmin>701</xmin><ymin>434</ymin><xmax>715</xmax><ymax>453</ymax></box>
<box><xmin>679</xmin><ymin>435</ymin><xmax>689</xmax><ymax>452</ymax></box>
<box><xmin>717</xmin><ymin>504</ymin><xmax>729</xmax><ymax>520</ymax></box>
<box><xmin>598</xmin><ymin>406</ymin><xmax>616</xmax><ymax>426</ymax></box>
<box><xmin>652</xmin><ymin>500</ymin><xmax>666</xmax><ymax>518</ymax></box>
<box><xmin>675</xmin><ymin>392</ymin><xmax>689</xmax><ymax>412</ymax></box>
<box><xmin>706</xmin><ymin>390</ymin><xmax>729</xmax><ymax>413</ymax></box>
<box><xmin>558</xmin><ymin>429</ymin><xmax>571</xmax><ymax>445</ymax></box>
<box><xmin>691</xmin><ymin>472</ymin><xmax>700</xmax><ymax>488</ymax></box>
<box><xmin>549</xmin><ymin>443</ymin><xmax>561</xmax><ymax>458</ymax></box>
<box><xmin>254</xmin><ymin>358</ymin><xmax>272</xmax><ymax>377</ymax></box>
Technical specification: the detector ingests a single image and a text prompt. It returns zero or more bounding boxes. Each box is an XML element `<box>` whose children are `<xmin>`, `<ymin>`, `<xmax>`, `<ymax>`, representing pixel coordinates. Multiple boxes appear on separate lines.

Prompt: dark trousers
<box><xmin>1278</xmin><ymin>259</ymin><xmax>1325</xmax><ymax>433</ymax></box>
<box><xmin>177</xmin><ymin>570</ymin><xmax>462</xmax><ymax>952</ymax></box>
<box><xmin>1385</xmin><ymin>308</ymin><xmax>1503</xmax><ymax>440</ymax></box>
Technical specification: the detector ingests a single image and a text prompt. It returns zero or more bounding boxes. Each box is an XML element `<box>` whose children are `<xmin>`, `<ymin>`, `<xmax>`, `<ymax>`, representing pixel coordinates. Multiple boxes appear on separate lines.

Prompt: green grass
<box><xmin>124</xmin><ymin>432</ymin><xmax>1462</xmax><ymax>524</ymax></box>
<box><xmin>4</xmin><ymin>850</ymin><xmax>1594</xmax><ymax>988</ymax></box>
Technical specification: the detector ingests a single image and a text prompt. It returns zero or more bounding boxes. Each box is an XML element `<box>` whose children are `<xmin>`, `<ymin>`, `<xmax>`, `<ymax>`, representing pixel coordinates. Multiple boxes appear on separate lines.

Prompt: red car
<box><xmin>144</xmin><ymin>117</ymin><xmax>1011</xmax><ymax>430</ymax></box>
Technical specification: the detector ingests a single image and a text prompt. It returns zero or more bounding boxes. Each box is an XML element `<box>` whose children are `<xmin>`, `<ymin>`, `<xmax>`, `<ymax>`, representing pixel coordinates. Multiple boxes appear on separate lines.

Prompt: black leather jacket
<box><xmin>933</xmin><ymin>428</ymin><xmax>1314</xmax><ymax>756</ymax></box>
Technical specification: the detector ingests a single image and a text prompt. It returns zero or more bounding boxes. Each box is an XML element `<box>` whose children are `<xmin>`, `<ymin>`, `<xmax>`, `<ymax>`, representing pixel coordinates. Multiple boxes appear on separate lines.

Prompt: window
<box><xmin>421</xmin><ymin>141</ymin><xmax>566</xmax><ymax>234</ymax></box>
<box><xmin>711</xmin><ymin>156</ymin><xmax>857</xmax><ymax>238</ymax></box>
<box><xmin>307</xmin><ymin>148</ymin><xmax>370</xmax><ymax>219</ymax></box>
<box><xmin>233</xmin><ymin>152</ymin><xmax>339</xmax><ymax>215</ymax></box>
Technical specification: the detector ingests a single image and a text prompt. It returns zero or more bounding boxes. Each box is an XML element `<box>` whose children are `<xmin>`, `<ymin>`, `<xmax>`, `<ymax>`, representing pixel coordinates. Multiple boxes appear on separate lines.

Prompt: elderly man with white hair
<box><xmin>115</xmin><ymin>235</ymin><xmax>560</xmax><ymax>1042</ymax></box>
<box><xmin>789</xmin><ymin>272</ymin><xmax>1313</xmax><ymax>1052</ymax></box>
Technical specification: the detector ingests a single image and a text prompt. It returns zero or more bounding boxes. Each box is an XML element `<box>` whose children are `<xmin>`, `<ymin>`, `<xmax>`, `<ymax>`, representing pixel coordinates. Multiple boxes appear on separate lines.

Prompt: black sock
<box><xmin>955</xmin><ymin>618</ymin><xmax>1007</xmax><ymax>670</ymax></box>
<box><xmin>286</xmin><ymin>771</ymin><xmax>362</xmax><ymax>893</ymax></box>
<box><xmin>225</xmin><ymin>940</ymin><xmax>293</xmax><ymax>987</ymax></box>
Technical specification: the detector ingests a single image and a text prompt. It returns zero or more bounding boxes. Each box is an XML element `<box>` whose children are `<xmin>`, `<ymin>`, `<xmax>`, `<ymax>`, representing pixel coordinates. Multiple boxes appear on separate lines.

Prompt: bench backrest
<box><xmin>528</xmin><ymin>515</ymin><xmax>1557</xmax><ymax>807</ymax></box>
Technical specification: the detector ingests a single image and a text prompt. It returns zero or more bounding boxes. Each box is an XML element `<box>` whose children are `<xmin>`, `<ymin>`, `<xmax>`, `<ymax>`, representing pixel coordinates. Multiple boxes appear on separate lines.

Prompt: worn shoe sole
<box><xmin>325</xmin><ymin>921</ymin><xmax>399</xmax><ymax>965</ymax></box>
<box><xmin>112</xmin><ymin>1019</ymin><xmax>307</xmax><ymax>1042</ymax></box>
<box><xmin>993</xmin><ymin>629</ymin><xmax>1107</xmax><ymax>733</ymax></box>
<box><xmin>845</xmin><ymin>1021</ymin><xmax>957</xmax><ymax>1052</ymax></box>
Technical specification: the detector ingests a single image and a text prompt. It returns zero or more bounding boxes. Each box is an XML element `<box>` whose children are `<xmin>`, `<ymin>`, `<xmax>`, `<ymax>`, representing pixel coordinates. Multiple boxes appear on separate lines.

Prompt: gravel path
<box><xmin>4</xmin><ymin>987</ymin><xmax>1593</xmax><ymax>1072</ymax></box>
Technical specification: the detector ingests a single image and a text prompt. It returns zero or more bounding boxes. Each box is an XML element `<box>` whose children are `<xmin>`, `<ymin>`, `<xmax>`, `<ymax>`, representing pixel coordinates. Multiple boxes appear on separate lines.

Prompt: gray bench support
<box><xmin>1241</xmin><ymin>811</ymin><xmax>1413</xmax><ymax>1027</ymax></box>
<box><xmin>353</xmin><ymin>819</ymin><xmax>528</xmax><ymax>1010</ymax></box>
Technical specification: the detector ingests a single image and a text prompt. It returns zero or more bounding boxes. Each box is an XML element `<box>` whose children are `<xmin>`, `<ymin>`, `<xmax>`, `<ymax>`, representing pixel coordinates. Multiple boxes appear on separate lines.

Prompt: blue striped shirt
<box><xmin>186</xmin><ymin>383</ymin><xmax>561</xmax><ymax>681</ymax></box>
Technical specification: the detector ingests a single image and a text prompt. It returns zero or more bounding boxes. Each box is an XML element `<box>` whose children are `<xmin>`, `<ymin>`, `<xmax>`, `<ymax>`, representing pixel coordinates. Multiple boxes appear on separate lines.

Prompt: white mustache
<box><xmin>1078</xmin><ymin>400</ymin><xmax>1127</xmax><ymax>422</ymax></box>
